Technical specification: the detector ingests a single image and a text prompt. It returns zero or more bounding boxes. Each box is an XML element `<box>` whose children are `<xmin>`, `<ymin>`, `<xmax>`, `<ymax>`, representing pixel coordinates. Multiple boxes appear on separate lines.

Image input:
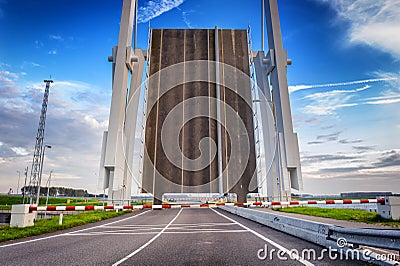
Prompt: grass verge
<box><xmin>0</xmin><ymin>210</ymin><xmax>131</xmax><ymax>243</ymax></box>
<box><xmin>275</xmin><ymin>207</ymin><xmax>399</xmax><ymax>228</ymax></box>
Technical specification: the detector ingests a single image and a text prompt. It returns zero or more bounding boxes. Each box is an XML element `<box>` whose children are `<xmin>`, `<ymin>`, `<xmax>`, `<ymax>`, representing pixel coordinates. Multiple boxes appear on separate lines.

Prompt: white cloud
<box><xmin>320</xmin><ymin>0</ymin><xmax>400</xmax><ymax>59</ymax></box>
<box><xmin>34</xmin><ymin>40</ymin><xmax>44</xmax><ymax>48</ymax></box>
<box><xmin>292</xmin><ymin>75</ymin><xmax>400</xmax><ymax>115</ymax></box>
<box><xmin>10</xmin><ymin>147</ymin><xmax>29</xmax><ymax>156</ymax></box>
<box><xmin>53</xmin><ymin>173</ymin><xmax>81</xmax><ymax>180</ymax></box>
<box><xmin>0</xmin><ymin>70</ymin><xmax>19</xmax><ymax>79</ymax></box>
<box><xmin>362</xmin><ymin>95</ymin><xmax>399</xmax><ymax>102</ymax></box>
<box><xmin>49</xmin><ymin>34</ymin><xmax>64</xmax><ymax>41</ymax></box>
<box><xmin>365</xmin><ymin>98</ymin><xmax>400</xmax><ymax>105</ymax></box>
<box><xmin>304</xmin><ymin>85</ymin><xmax>370</xmax><ymax>100</ymax></box>
<box><xmin>373</xmin><ymin>71</ymin><xmax>400</xmax><ymax>95</ymax></box>
<box><xmin>138</xmin><ymin>0</ymin><xmax>185</xmax><ymax>23</ymax></box>
<box><xmin>0</xmin><ymin>62</ymin><xmax>10</xmax><ymax>69</ymax></box>
<box><xmin>181</xmin><ymin>10</ymin><xmax>192</xmax><ymax>28</ymax></box>
<box><xmin>48</xmin><ymin>50</ymin><xmax>57</xmax><ymax>55</ymax></box>
<box><xmin>302</xmin><ymin>85</ymin><xmax>400</xmax><ymax>115</ymax></box>
<box><xmin>83</xmin><ymin>114</ymin><xmax>109</xmax><ymax>129</ymax></box>
<box><xmin>0</xmin><ymin>70</ymin><xmax>19</xmax><ymax>85</ymax></box>
<box><xmin>289</xmin><ymin>77</ymin><xmax>396</xmax><ymax>93</ymax></box>
<box><xmin>177</xmin><ymin>7</ymin><xmax>193</xmax><ymax>28</ymax></box>
<box><xmin>22</xmin><ymin>61</ymin><xmax>41</xmax><ymax>68</ymax></box>
<box><xmin>301</xmin><ymin>149</ymin><xmax>400</xmax><ymax>180</ymax></box>
<box><xmin>305</xmin><ymin>101</ymin><xmax>357</xmax><ymax>116</ymax></box>
<box><xmin>302</xmin><ymin>84</ymin><xmax>369</xmax><ymax>115</ymax></box>
<box><xmin>0</xmin><ymin>75</ymin><xmax>12</xmax><ymax>83</ymax></box>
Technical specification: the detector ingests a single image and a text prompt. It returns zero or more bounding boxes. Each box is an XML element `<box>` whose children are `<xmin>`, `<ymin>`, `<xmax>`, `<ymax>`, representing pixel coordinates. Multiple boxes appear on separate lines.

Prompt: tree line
<box><xmin>20</xmin><ymin>186</ymin><xmax>89</xmax><ymax>197</ymax></box>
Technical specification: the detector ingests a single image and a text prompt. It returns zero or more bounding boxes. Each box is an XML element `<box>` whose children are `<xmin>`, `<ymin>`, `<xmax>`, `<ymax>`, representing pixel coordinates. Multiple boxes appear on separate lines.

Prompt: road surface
<box><xmin>0</xmin><ymin>208</ymin><xmax>364</xmax><ymax>265</ymax></box>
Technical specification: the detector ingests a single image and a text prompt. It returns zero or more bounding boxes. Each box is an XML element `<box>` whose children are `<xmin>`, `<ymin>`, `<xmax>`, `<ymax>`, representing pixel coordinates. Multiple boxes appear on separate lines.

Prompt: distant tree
<box><xmin>20</xmin><ymin>186</ymin><xmax>92</xmax><ymax>197</ymax></box>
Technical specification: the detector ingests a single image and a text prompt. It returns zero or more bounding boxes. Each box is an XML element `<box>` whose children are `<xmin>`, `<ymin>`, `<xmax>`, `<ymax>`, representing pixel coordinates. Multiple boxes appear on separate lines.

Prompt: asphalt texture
<box><xmin>0</xmin><ymin>208</ymin><xmax>365</xmax><ymax>265</ymax></box>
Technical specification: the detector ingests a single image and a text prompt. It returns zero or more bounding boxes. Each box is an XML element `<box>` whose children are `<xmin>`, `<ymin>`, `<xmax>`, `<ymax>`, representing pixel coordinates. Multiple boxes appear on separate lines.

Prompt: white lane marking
<box><xmin>68</xmin><ymin>221</ymin><xmax>240</xmax><ymax>236</ymax></box>
<box><xmin>85</xmin><ymin>227</ymin><xmax>240</xmax><ymax>235</ymax></box>
<box><xmin>172</xmin><ymin>222</ymin><xmax>236</xmax><ymax>226</ymax></box>
<box><xmin>112</xmin><ymin>208</ymin><xmax>183</xmax><ymax>266</ymax></box>
<box><xmin>211</xmin><ymin>208</ymin><xmax>314</xmax><ymax>266</ymax></box>
<box><xmin>69</xmin><ymin>210</ymin><xmax>151</xmax><ymax>233</ymax></box>
<box><xmin>68</xmin><ymin>230</ymin><xmax>248</xmax><ymax>236</ymax></box>
<box><xmin>78</xmin><ymin>229</ymin><xmax>163</xmax><ymax>234</ymax></box>
<box><xmin>71</xmin><ymin>226</ymin><xmax>238</xmax><ymax>235</ymax></box>
<box><xmin>167</xmin><ymin>227</ymin><xmax>235</xmax><ymax>231</ymax></box>
<box><xmin>168</xmin><ymin>222</ymin><xmax>237</xmax><ymax>228</ymax></box>
<box><xmin>0</xmin><ymin>210</ymin><xmax>151</xmax><ymax>248</ymax></box>
<box><xmin>96</xmin><ymin>222</ymin><xmax>236</xmax><ymax>230</ymax></box>
<box><xmin>66</xmin><ymin>232</ymin><xmax>159</xmax><ymax>236</ymax></box>
<box><xmin>108</xmin><ymin>222</ymin><xmax>235</xmax><ymax>227</ymax></box>
<box><xmin>164</xmin><ymin>230</ymin><xmax>248</xmax><ymax>234</ymax></box>
<box><xmin>103</xmin><ymin>224</ymin><xmax>168</xmax><ymax>228</ymax></box>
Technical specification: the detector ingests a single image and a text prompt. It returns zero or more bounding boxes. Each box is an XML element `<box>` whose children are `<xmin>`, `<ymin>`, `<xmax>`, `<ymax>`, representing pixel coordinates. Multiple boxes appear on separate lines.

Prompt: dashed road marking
<box><xmin>112</xmin><ymin>208</ymin><xmax>183</xmax><ymax>266</ymax></box>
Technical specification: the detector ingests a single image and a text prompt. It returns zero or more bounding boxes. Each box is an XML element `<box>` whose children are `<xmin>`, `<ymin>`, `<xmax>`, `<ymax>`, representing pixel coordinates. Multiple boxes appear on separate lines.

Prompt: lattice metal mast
<box><xmin>28</xmin><ymin>79</ymin><xmax>53</xmax><ymax>204</ymax></box>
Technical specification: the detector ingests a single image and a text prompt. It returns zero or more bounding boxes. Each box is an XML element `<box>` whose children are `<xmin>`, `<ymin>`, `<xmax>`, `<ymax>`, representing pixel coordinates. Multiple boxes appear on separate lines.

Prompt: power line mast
<box><xmin>28</xmin><ymin>79</ymin><xmax>53</xmax><ymax>204</ymax></box>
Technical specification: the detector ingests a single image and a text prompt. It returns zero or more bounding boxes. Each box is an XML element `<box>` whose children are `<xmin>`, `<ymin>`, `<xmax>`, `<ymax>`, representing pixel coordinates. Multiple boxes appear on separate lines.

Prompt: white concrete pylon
<box><xmin>254</xmin><ymin>0</ymin><xmax>303</xmax><ymax>201</ymax></box>
<box><xmin>99</xmin><ymin>0</ymin><xmax>144</xmax><ymax>205</ymax></box>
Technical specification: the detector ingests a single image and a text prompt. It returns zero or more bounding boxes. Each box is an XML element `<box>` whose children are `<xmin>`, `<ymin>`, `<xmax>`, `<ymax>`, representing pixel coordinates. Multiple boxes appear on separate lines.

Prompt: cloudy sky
<box><xmin>0</xmin><ymin>0</ymin><xmax>399</xmax><ymax>195</ymax></box>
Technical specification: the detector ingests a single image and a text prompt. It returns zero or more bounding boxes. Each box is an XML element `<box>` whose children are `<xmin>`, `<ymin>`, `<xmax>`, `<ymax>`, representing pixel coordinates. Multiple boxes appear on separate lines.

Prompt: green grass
<box><xmin>291</xmin><ymin>197</ymin><xmax>344</xmax><ymax>201</ymax></box>
<box><xmin>131</xmin><ymin>201</ymin><xmax>153</xmax><ymax>205</ymax></box>
<box><xmin>0</xmin><ymin>210</ymin><xmax>131</xmax><ymax>243</ymax></box>
<box><xmin>276</xmin><ymin>206</ymin><xmax>399</xmax><ymax>228</ymax></box>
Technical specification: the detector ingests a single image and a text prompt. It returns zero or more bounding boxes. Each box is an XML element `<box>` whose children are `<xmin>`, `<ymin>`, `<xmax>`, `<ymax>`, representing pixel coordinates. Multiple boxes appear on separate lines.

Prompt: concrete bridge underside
<box><xmin>142</xmin><ymin>29</ymin><xmax>257</xmax><ymax>204</ymax></box>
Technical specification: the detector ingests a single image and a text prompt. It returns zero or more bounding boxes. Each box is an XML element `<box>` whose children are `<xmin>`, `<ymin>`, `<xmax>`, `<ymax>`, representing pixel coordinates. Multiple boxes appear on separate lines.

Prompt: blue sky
<box><xmin>0</xmin><ymin>0</ymin><xmax>399</xmax><ymax>195</ymax></box>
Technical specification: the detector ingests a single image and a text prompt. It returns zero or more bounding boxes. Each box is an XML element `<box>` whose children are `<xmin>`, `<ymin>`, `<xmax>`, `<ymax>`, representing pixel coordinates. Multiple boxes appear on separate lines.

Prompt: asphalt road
<box><xmin>0</xmin><ymin>208</ymin><xmax>365</xmax><ymax>265</ymax></box>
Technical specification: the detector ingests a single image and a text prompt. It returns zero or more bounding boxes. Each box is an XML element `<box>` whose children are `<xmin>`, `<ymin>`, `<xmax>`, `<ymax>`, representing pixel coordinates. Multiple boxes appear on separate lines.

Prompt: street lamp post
<box><xmin>36</xmin><ymin>145</ymin><xmax>52</xmax><ymax>205</ymax></box>
<box><xmin>122</xmin><ymin>184</ymin><xmax>126</xmax><ymax>206</ymax></box>
<box><xmin>22</xmin><ymin>166</ymin><xmax>28</xmax><ymax>204</ymax></box>
<box><xmin>45</xmin><ymin>171</ymin><xmax>53</xmax><ymax>218</ymax></box>
<box><xmin>16</xmin><ymin>171</ymin><xmax>21</xmax><ymax>195</ymax></box>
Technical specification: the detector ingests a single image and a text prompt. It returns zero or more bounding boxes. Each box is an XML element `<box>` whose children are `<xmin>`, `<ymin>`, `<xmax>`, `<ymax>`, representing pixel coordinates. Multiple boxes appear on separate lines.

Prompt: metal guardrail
<box><xmin>328</xmin><ymin>226</ymin><xmax>400</xmax><ymax>251</ymax></box>
<box><xmin>219</xmin><ymin>205</ymin><xmax>400</xmax><ymax>265</ymax></box>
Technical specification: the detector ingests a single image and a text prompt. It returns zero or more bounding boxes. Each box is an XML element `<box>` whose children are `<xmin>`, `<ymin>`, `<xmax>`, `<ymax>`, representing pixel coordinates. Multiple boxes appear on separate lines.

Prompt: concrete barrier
<box><xmin>378</xmin><ymin>196</ymin><xmax>400</xmax><ymax>220</ymax></box>
<box><xmin>10</xmin><ymin>204</ymin><xmax>36</xmax><ymax>228</ymax></box>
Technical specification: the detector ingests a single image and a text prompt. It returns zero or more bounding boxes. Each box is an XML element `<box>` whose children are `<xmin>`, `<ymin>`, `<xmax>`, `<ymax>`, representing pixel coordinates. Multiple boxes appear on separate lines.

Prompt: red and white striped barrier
<box><xmin>28</xmin><ymin>202</ymin><xmax>241</xmax><ymax>212</ymax></box>
<box><xmin>247</xmin><ymin>198</ymin><xmax>385</xmax><ymax>207</ymax></box>
<box><xmin>28</xmin><ymin>198</ymin><xmax>384</xmax><ymax>212</ymax></box>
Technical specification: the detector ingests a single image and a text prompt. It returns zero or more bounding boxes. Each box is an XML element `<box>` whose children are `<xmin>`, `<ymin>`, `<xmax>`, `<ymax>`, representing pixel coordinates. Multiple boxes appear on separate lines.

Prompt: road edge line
<box><xmin>211</xmin><ymin>208</ymin><xmax>314</xmax><ymax>266</ymax></box>
<box><xmin>0</xmin><ymin>210</ymin><xmax>150</xmax><ymax>248</ymax></box>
